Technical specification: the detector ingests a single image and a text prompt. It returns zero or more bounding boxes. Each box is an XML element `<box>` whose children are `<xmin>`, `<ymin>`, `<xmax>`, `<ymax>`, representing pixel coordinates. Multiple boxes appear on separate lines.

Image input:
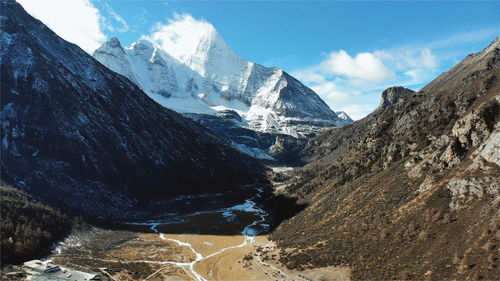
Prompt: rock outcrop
<box><xmin>377</xmin><ymin>86</ymin><xmax>415</xmax><ymax>111</ymax></box>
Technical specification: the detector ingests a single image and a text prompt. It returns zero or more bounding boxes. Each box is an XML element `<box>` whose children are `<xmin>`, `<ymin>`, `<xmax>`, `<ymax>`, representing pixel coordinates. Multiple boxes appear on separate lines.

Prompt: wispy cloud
<box><xmin>142</xmin><ymin>14</ymin><xmax>215</xmax><ymax>63</ymax></box>
<box><xmin>425</xmin><ymin>28</ymin><xmax>499</xmax><ymax>50</ymax></box>
<box><xmin>374</xmin><ymin>47</ymin><xmax>439</xmax><ymax>86</ymax></box>
<box><xmin>309</xmin><ymin>82</ymin><xmax>352</xmax><ymax>103</ymax></box>
<box><xmin>102</xmin><ymin>3</ymin><xmax>130</xmax><ymax>33</ymax></box>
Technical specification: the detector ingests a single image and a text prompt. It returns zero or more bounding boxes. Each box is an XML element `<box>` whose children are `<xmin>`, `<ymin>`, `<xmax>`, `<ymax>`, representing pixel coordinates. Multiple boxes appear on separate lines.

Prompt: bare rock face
<box><xmin>378</xmin><ymin>86</ymin><xmax>416</xmax><ymax>111</ymax></box>
<box><xmin>272</xmin><ymin>37</ymin><xmax>500</xmax><ymax>280</ymax></box>
<box><xmin>447</xmin><ymin>177</ymin><xmax>499</xmax><ymax>210</ymax></box>
<box><xmin>479</xmin><ymin>129</ymin><xmax>500</xmax><ymax>165</ymax></box>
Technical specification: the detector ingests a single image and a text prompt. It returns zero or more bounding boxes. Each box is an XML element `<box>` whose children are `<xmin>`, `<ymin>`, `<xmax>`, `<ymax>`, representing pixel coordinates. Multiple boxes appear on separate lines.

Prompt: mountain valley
<box><xmin>1</xmin><ymin>0</ymin><xmax>499</xmax><ymax>280</ymax></box>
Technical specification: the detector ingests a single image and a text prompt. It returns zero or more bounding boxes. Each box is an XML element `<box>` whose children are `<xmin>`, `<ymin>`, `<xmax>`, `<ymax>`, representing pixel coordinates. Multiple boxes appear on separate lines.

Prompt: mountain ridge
<box><xmin>271</xmin><ymin>37</ymin><xmax>500</xmax><ymax>280</ymax></box>
<box><xmin>94</xmin><ymin>28</ymin><xmax>346</xmax><ymax>138</ymax></box>
<box><xmin>94</xmin><ymin>34</ymin><xmax>345</xmax><ymax>163</ymax></box>
<box><xmin>1</xmin><ymin>0</ymin><xmax>266</xmax><ymax>220</ymax></box>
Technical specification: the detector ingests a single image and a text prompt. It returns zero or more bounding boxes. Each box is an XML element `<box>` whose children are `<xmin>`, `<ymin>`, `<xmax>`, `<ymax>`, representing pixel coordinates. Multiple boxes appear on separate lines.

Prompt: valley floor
<box><xmin>2</xmin><ymin>183</ymin><xmax>350</xmax><ymax>281</ymax></box>
<box><xmin>42</xmin><ymin>229</ymin><xmax>349</xmax><ymax>281</ymax></box>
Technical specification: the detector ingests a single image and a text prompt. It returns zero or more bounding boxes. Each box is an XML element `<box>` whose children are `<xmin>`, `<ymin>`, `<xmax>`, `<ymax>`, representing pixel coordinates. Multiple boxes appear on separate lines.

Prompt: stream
<box><xmin>129</xmin><ymin>188</ymin><xmax>269</xmax><ymax>281</ymax></box>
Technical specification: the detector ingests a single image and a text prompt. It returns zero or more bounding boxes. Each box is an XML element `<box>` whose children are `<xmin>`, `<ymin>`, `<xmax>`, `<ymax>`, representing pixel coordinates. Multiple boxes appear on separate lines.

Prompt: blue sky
<box><xmin>18</xmin><ymin>0</ymin><xmax>500</xmax><ymax>119</ymax></box>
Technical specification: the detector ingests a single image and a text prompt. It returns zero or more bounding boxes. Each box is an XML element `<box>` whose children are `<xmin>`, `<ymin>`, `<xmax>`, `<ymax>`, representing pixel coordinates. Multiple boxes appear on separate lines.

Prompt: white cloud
<box><xmin>309</xmin><ymin>82</ymin><xmax>351</xmax><ymax>103</ymax></box>
<box><xmin>319</xmin><ymin>50</ymin><xmax>396</xmax><ymax>83</ymax></box>
<box><xmin>143</xmin><ymin>14</ymin><xmax>214</xmax><ymax>62</ymax></box>
<box><xmin>412</xmin><ymin>48</ymin><xmax>437</xmax><ymax>68</ymax></box>
<box><xmin>17</xmin><ymin>0</ymin><xmax>107</xmax><ymax>53</ymax></box>
<box><xmin>375</xmin><ymin>48</ymin><xmax>437</xmax><ymax>70</ymax></box>
<box><xmin>293</xmin><ymin>46</ymin><xmax>440</xmax><ymax>120</ymax></box>
<box><xmin>293</xmin><ymin>30</ymin><xmax>499</xmax><ymax>120</ymax></box>
<box><xmin>293</xmin><ymin>70</ymin><xmax>326</xmax><ymax>84</ymax></box>
<box><xmin>373</xmin><ymin>47</ymin><xmax>438</xmax><ymax>85</ymax></box>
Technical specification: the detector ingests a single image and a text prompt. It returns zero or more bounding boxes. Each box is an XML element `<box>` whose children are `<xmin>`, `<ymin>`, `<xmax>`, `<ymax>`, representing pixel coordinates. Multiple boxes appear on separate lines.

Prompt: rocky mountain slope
<box><xmin>271</xmin><ymin>37</ymin><xmax>500</xmax><ymax>280</ymax></box>
<box><xmin>0</xmin><ymin>0</ymin><xmax>265</xmax><ymax>220</ymax></box>
<box><xmin>93</xmin><ymin>21</ymin><xmax>346</xmax><ymax>162</ymax></box>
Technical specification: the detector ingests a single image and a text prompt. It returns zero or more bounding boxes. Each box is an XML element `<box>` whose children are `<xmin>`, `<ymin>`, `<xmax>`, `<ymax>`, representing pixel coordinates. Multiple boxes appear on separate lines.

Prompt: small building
<box><xmin>23</xmin><ymin>259</ymin><xmax>98</xmax><ymax>281</ymax></box>
<box><xmin>43</xmin><ymin>266</ymin><xmax>62</xmax><ymax>273</ymax></box>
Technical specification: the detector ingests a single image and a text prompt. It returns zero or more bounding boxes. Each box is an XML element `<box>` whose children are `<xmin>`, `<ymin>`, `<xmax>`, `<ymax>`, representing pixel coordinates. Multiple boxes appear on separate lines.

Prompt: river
<box><xmin>125</xmin><ymin>188</ymin><xmax>271</xmax><ymax>281</ymax></box>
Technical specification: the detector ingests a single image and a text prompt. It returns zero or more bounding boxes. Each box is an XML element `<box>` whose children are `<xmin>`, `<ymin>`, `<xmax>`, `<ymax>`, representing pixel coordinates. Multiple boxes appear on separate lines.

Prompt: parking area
<box><xmin>23</xmin><ymin>260</ymin><xmax>99</xmax><ymax>281</ymax></box>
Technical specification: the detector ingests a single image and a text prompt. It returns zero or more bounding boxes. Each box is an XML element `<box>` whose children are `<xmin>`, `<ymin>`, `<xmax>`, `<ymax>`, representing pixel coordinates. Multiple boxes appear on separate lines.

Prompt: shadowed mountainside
<box><xmin>0</xmin><ymin>0</ymin><xmax>266</xmax><ymax>221</ymax></box>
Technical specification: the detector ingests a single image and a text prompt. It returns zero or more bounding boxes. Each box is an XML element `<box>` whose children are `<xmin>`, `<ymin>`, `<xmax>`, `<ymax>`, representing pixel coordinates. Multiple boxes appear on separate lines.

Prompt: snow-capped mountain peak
<box><xmin>107</xmin><ymin>37</ymin><xmax>123</xmax><ymax>48</ymax></box>
<box><xmin>94</xmin><ymin>15</ymin><xmax>346</xmax><ymax>139</ymax></box>
<box><xmin>1</xmin><ymin>0</ymin><xmax>265</xmax><ymax>218</ymax></box>
<box><xmin>130</xmin><ymin>39</ymin><xmax>155</xmax><ymax>53</ymax></box>
<box><xmin>145</xmin><ymin>14</ymin><xmax>247</xmax><ymax>82</ymax></box>
<box><xmin>335</xmin><ymin>111</ymin><xmax>354</xmax><ymax>123</ymax></box>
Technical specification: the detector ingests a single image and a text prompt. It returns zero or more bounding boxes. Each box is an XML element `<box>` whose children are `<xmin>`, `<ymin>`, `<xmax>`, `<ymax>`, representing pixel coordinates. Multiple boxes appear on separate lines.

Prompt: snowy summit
<box><xmin>93</xmin><ymin>15</ymin><xmax>346</xmax><ymax>138</ymax></box>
